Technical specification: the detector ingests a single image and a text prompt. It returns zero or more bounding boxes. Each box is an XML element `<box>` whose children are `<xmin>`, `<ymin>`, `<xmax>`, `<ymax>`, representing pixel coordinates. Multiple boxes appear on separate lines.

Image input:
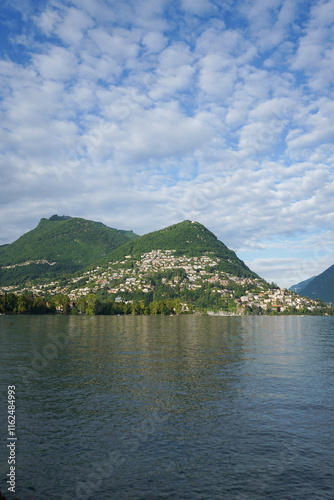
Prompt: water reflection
<box><xmin>1</xmin><ymin>316</ymin><xmax>334</xmax><ymax>499</ymax></box>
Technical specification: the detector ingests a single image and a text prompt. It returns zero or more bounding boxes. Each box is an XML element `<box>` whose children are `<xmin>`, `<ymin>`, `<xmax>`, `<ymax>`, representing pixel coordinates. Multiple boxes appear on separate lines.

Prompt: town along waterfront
<box><xmin>1</xmin><ymin>315</ymin><xmax>334</xmax><ymax>499</ymax></box>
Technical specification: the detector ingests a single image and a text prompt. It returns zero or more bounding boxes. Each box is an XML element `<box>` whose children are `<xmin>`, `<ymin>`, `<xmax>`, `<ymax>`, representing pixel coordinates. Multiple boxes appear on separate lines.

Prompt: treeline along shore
<box><xmin>0</xmin><ymin>292</ymin><xmax>192</xmax><ymax>316</ymax></box>
<box><xmin>1</xmin><ymin>292</ymin><xmax>333</xmax><ymax>316</ymax></box>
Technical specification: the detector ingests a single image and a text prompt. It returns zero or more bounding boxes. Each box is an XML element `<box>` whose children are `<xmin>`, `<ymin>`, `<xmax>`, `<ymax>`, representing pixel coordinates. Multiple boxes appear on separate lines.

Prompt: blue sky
<box><xmin>0</xmin><ymin>0</ymin><xmax>334</xmax><ymax>288</ymax></box>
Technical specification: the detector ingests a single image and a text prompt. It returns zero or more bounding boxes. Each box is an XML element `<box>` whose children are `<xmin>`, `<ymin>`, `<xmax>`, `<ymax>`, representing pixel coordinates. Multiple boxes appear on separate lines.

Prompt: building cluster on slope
<box><xmin>0</xmin><ymin>249</ymin><xmax>323</xmax><ymax>313</ymax></box>
<box><xmin>1</xmin><ymin>259</ymin><xmax>56</xmax><ymax>269</ymax></box>
<box><xmin>238</xmin><ymin>288</ymin><xmax>319</xmax><ymax>312</ymax></box>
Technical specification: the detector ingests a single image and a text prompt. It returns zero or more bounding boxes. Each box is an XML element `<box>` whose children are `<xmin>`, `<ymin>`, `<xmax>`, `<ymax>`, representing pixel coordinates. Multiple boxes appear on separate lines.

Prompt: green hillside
<box><xmin>0</xmin><ymin>215</ymin><xmax>139</xmax><ymax>286</ymax></box>
<box><xmin>118</xmin><ymin>229</ymin><xmax>139</xmax><ymax>241</ymax></box>
<box><xmin>104</xmin><ymin>220</ymin><xmax>257</xmax><ymax>278</ymax></box>
<box><xmin>300</xmin><ymin>264</ymin><xmax>334</xmax><ymax>304</ymax></box>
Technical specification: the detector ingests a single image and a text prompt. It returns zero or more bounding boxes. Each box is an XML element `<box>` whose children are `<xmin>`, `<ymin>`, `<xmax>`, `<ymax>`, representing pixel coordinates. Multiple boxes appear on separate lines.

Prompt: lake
<box><xmin>1</xmin><ymin>315</ymin><xmax>334</xmax><ymax>499</ymax></box>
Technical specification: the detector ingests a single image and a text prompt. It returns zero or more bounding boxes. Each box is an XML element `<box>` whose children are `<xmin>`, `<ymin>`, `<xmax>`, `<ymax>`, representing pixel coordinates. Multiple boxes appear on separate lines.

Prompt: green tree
<box><xmin>139</xmin><ymin>300</ymin><xmax>150</xmax><ymax>315</ymax></box>
<box><xmin>173</xmin><ymin>299</ymin><xmax>182</xmax><ymax>315</ymax></box>
<box><xmin>51</xmin><ymin>294</ymin><xmax>71</xmax><ymax>314</ymax></box>
<box><xmin>131</xmin><ymin>300</ymin><xmax>141</xmax><ymax>315</ymax></box>
<box><xmin>17</xmin><ymin>295</ymin><xmax>28</xmax><ymax>314</ymax></box>
<box><xmin>160</xmin><ymin>301</ymin><xmax>169</xmax><ymax>315</ymax></box>
<box><xmin>85</xmin><ymin>293</ymin><xmax>102</xmax><ymax>315</ymax></box>
<box><xmin>32</xmin><ymin>296</ymin><xmax>48</xmax><ymax>314</ymax></box>
<box><xmin>150</xmin><ymin>300</ymin><xmax>160</xmax><ymax>315</ymax></box>
<box><xmin>77</xmin><ymin>296</ymin><xmax>87</xmax><ymax>314</ymax></box>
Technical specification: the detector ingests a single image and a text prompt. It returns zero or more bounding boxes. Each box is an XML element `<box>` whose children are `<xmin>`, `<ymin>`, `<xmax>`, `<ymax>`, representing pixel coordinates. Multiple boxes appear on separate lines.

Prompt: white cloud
<box><xmin>181</xmin><ymin>0</ymin><xmax>216</xmax><ymax>16</ymax></box>
<box><xmin>241</xmin><ymin>0</ymin><xmax>303</xmax><ymax>50</ymax></box>
<box><xmin>88</xmin><ymin>27</ymin><xmax>140</xmax><ymax>62</ymax></box>
<box><xmin>111</xmin><ymin>105</ymin><xmax>214</xmax><ymax>163</ymax></box>
<box><xmin>198</xmin><ymin>54</ymin><xmax>237</xmax><ymax>100</ymax></box>
<box><xmin>32</xmin><ymin>9</ymin><xmax>62</xmax><ymax>36</ymax></box>
<box><xmin>287</xmin><ymin>99</ymin><xmax>334</xmax><ymax>151</ymax></box>
<box><xmin>291</xmin><ymin>0</ymin><xmax>334</xmax><ymax>90</ymax></box>
<box><xmin>55</xmin><ymin>7</ymin><xmax>94</xmax><ymax>45</ymax></box>
<box><xmin>32</xmin><ymin>46</ymin><xmax>78</xmax><ymax>80</ymax></box>
<box><xmin>1</xmin><ymin>0</ymin><xmax>334</xmax><ymax>288</ymax></box>
<box><xmin>142</xmin><ymin>31</ymin><xmax>167</xmax><ymax>53</ymax></box>
<box><xmin>149</xmin><ymin>42</ymin><xmax>195</xmax><ymax>99</ymax></box>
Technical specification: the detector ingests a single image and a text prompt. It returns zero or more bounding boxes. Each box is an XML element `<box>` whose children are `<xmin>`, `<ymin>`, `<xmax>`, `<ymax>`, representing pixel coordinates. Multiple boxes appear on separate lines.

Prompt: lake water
<box><xmin>1</xmin><ymin>315</ymin><xmax>334</xmax><ymax>499</ymax></box>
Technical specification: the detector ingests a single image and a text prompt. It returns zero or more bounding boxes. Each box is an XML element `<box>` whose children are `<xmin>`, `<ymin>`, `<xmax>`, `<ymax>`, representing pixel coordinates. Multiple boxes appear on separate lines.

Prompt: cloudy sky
<box><xmin>1</xmin><ymin>0</ymin><xmax>334</xmax><ymax>287</ymax></box>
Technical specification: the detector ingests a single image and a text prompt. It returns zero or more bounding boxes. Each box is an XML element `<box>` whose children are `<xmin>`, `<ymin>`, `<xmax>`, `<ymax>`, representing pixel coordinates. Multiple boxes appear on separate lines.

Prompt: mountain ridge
<box><xmin>0</xmin><ymin>215</ymin><xmax>139</xmax><ymax>286</ymax></box>
<box><xmin>0</xmin><ymin>216</ymin><xmax>332</xmax><ymax>316</ymax></box>
<box><xmin>289</xmin><ymin>276</ymin><xmax>315</xmax><ymax>293</ymax></box>
<box><xmin>299</xmin><ymin>264</ymin><xmax>334</xmax><ymax>304</ymax></box>
<box><xmin>0</xmin><ymin>216</ymin><xmax>258</xmax><ymax>292</ymax></box>
<box><xmin>101</xmin><ymin>220</ymin><xmax>257</xmax><ymax>279</ymax></box>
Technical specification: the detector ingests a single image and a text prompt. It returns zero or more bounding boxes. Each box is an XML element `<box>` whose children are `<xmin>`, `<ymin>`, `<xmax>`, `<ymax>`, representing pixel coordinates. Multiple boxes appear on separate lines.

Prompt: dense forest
<box><xmin>0</xmin><ymin>292</ymin><xmax>332</xmax><ymax>317</ymax></box>
<box><xmin>0</xmin><ymin>292</ymin><xmax>192</xmax><ymax>316</ymax></box>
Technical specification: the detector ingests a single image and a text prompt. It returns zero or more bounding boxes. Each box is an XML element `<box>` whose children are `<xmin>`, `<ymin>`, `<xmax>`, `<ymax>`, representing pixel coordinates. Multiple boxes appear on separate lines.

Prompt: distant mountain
<box><xmin>289</xmin><ymin>276</ymin><xmax>315</xmax><ymax>293</ymax></box>
<box><xmin>0</xmin><ymin>215</ymin><xmax>139</xmax><ymax>286</ymax></box>
<box><xmin>104</xmin><ymin>220</ymin><xmax>258</xmax><ymax>278</ymax></box>
<box><xmin>299</xmin><ymin>264</ymin><xmax>334</xmax><ymax>304</ymax></box>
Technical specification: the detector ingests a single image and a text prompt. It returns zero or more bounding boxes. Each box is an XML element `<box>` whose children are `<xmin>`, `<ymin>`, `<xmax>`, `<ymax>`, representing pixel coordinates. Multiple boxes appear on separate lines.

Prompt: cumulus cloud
<box><xmin>32</xmin><ymin>46</ymin><xmax>78</xmax><ymax>80</ymax></box>
<box><xmin>0</xmin><ymin>0</ymin><xmax>334</xmax><ymax>287</ymax></box>
<box><xmin>291</xmin><ymin>0</ymin><xmax>334</xmax><ymax>90</ymax></box>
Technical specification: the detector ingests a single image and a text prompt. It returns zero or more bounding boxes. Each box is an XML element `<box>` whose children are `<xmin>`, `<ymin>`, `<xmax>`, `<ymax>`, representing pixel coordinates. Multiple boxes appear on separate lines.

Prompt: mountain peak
<box><xmin>0</xmin><ymin>216</ymin><xmax>138</xmax><ymax>285</ymax></box>
<box><xmin>48</xmin><ymin>215</ymin><xmax>72</xmax><ymax>222</ymax></box>
<box><xmin>107</xmin><ymin>219</ymin><xmax>256</xmax><ymax>278</ymax></box>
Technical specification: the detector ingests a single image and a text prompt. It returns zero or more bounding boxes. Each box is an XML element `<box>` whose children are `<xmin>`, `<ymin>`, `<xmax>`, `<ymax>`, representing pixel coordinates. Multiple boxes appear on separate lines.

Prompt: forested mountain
<box><xmin>289</xmin><ymin>276</ymin><xmax>315</xmax><ymax>293</ymax></box>
<box><xmin>1</xmin><ymin>217</ymin><xmax>331</xmax><ymax>316</ymax></box>
<box><xmin>299</xmin><ymin>264</ymin><xmax>334</xmax><ymax>304</ymax></box>
<box><xmin>0</xmin><ymin>215</ymin><xmax>138</xmax><ymax>286</ymax></box>
<box><xmin>104</xmin><ymin>220</ymin><xmax>257</xmax><ymax>278</ymax></box>
<box><xmin>0</xmin><ymin>218</ymin><xmax>258</xmax><ymax>290</ymax></box>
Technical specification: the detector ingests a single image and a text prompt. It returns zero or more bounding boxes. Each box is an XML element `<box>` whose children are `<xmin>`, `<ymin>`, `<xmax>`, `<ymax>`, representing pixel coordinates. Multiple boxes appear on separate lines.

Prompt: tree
<box><xmin>139</xmin><ymin>300</ymin><xmax>150</xmax><ymax>315</ymax></box>
<box><xmin>5</xmin><ymin>293</ymin><xmax>18</xmax><ymax>314</ymax></box>
<box><xmin>77</xmin><ymin>296</ymin><xmax>87</xmax><ymax>314</ymax></box>
<box><xmin>160</xmin><ymin>301</ymin><xmax>169</xmax><ymax>315</ymax></box>
<box><xmin>131</xmin><ymin>301</ymin><xmax>141</xmax><ymax>315</ymax></box>
<box><xmin>32</xmin><ymin>296</ymin><xmax>48</xmax><ymax>314</ymax></box>
<box><xmin>86</xmin><ymin>293</ymin><xmax>102</xmax><ymax>315</ymax></box>
<box><xmin>51</xmin><ymin>294</ymin><xmax>71</xmax><ymax>314</ymax></box>
<box><xmin>17</xmin><ymin>295</ymin><xmax>28</xmax><ymax>314</ymax></box>
<box><xmin>150</xmin><ymin>300</ymin><xmax>160</xmax><ymax>315</ymax></box>
<box><xmin>0</xmin><ymin>295</ymin><xmax>5</xmax><ymax>314</ymax></box>
<box><xmin>173</xmin><ymin>299</ymin><xmax>182</xmax><ymax>315</ymax></box>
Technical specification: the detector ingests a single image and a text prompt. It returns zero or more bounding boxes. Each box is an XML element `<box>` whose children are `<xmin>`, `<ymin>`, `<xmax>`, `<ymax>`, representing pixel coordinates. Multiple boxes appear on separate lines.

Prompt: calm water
<box><xmin>1</xmin><ymin>315</ymin><xmax>334</xmax><ymax>499</ymax></box>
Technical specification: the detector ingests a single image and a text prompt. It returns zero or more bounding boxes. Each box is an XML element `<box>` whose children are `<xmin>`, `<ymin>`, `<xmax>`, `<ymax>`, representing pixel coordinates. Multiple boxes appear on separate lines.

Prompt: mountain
<box><xmin>1</xmin><ymin>218</ymin><xmax>331</xmax><ymax>315</ymax></box>
<box><xmin>299</xmin><ymin>264</ymin><xmax>334</xmax><ymax>304</ymax></box>
<box><xmin>0</xmin><ymin>215</ymin><xmax>139</xmax><ymax>286</ymax></box>
<box><xmin>104</xmin><ymin>220</ymin><xmax>258</xmax><ymax>278</ymax></box>
<box><xmin>289</xmin><ymin>276</ymin><xmax>315</xmax><ymax>293</ymax></box>
<box><xmin>0</xmin><ymin>218</ymin><xmax>258</xmax><ymax>292</ymax></box>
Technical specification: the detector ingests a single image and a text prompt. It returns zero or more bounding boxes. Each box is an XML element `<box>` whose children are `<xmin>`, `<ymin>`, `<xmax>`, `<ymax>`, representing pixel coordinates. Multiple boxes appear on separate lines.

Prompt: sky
<box><xmin>0</xmin><ymin>0</ymin><xmax>334</xmax><ymax>288</ymax></box>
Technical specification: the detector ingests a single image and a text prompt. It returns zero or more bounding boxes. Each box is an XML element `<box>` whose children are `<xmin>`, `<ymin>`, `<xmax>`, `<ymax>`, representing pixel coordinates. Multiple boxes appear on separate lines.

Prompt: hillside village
<box><xmin>0</xmin><ymin>249</ymin><xmax>325</xmax><ymax>314</ymax></box>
